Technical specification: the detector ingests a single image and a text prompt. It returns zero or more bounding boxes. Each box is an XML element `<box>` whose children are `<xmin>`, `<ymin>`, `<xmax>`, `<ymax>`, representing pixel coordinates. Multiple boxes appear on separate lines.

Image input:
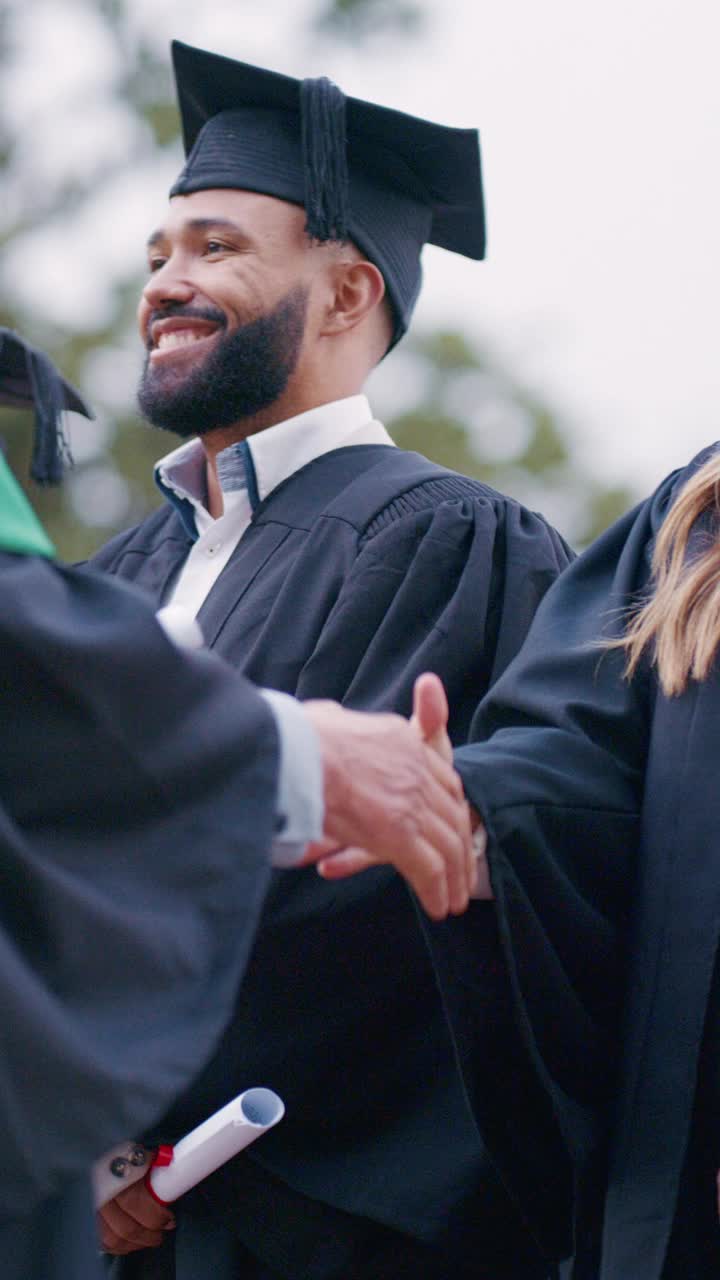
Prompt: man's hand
<box><xmin>315</xmin><ymin>674</ymin><xmax>494</xmax><ymax>903</ymax></box>
<box><xmin>302</xmin><ymin>674</ymin><xmax>473</xmax><ymax>919</ymax></box>
<box><xmin>98</xmin><ymin>1179</ymin><xmax>175</xmax><ymax>1255</ymax></box>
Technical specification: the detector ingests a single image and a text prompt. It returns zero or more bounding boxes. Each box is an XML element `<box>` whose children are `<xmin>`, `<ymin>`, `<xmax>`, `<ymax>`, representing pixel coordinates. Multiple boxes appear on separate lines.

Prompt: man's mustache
<box><xmin>145</xmin><ymin>303</ymin><xmax>227</xmax><ymax>350</ymax></box>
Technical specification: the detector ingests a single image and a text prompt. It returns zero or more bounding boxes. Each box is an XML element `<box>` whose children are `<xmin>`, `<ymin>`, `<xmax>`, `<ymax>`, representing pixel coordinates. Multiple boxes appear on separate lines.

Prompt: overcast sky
<box><xmin>5</xmin><ymin>0</ymin><xmax>720</xmax><ymax>498</ymax></box>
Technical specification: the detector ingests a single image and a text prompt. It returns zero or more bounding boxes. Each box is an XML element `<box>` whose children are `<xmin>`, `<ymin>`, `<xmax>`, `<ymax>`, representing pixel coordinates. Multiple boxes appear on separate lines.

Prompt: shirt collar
<box><xmin>154</xmin><ymin>395</ymin><xmax>391</xmax><ymax>523</ymax></box>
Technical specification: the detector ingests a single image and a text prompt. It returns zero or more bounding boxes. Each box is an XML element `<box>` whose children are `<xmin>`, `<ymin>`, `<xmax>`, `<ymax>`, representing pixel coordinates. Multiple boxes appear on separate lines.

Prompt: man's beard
<box><xmin>137</xmin><ymin>284</ymin><xmax>309</xmax><ymax>438</ymax></box>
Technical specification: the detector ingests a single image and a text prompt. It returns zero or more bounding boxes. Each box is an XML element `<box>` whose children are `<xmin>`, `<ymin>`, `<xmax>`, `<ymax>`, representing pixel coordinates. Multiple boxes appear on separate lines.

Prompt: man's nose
<box><xmin>141</xmin><ymin>262</ymin><xmax>195</xmax><ymax>310</ymax></box>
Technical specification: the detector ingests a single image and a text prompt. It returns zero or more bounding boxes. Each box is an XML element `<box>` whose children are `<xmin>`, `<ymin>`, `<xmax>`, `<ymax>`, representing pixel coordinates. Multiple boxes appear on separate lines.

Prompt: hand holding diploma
<box><xmin>99</xmin><ymin>1176</ymin><xmax>176</xmax><ymax>1255</ymax></box>
<box><xmin>97</xmin><ymin>1089</ymin><xmax>284</xmax><ymax>1255</ymax></box>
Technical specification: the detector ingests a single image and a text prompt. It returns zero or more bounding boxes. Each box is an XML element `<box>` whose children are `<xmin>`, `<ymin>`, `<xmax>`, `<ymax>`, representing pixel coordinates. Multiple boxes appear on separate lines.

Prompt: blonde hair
<box><xmin>616</xmin><ymin>451</ymin><xmax>720</xmax><ymax>696</ymax></box>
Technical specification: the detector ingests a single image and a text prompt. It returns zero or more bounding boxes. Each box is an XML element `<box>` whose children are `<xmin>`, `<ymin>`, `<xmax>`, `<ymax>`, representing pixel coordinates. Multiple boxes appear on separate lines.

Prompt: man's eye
<box><xmin>205</xmin><ymin>240</ymin><xmax>228</xmax><ymax>255</ymax></box>
<box><xmin>148</xmin><ymin>257</ymin><xmax>166</xmax><ymax>273</ymax></box>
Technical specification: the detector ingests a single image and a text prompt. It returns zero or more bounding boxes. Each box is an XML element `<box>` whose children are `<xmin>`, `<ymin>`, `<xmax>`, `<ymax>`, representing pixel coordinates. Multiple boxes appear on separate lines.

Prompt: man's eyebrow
<box><xmin>146</xmin><ymin>218</ymin><xmax>250</xmax><ymax>250</ymax></box>
<box><xmin>186</xmin><ymin>217</ymin><xmax>250</xmax><ymax>238</ymax></box>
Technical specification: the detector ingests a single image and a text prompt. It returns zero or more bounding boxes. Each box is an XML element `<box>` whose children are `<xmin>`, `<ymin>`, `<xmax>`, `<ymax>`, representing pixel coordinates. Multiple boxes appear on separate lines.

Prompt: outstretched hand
<box><xmin>302</xmin><ymin>675</ymin><xmax>473</xmax><ymax>919</ymax></box>
<box><xmin>315</xmin><ymin>674</ymin><xmax>494</xmax><ymax>903</ymax></box>
<box><xmin>304</xmin><ymin>674</ymin><xmax>489</xmax><ymax>915</ymax></box>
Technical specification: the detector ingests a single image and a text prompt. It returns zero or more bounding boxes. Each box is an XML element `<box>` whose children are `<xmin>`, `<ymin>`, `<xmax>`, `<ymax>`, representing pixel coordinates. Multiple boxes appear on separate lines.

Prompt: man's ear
<box><xmin>320</xmin><ymin>259</ymin><xmax>386</xmax><ymax>338</ymax></box>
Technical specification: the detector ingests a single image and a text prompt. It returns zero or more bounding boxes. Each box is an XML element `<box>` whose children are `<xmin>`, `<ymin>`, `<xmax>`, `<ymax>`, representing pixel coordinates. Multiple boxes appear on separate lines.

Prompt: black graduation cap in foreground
<box><xmin>0</xmin><ymin>328</ymin><xmax>93</xmax><ymax>484</ymax></box>
<box><xmin>169</xmin><ymin>40</ymin><xmax>486</xmax><ymax>347</ymax></box>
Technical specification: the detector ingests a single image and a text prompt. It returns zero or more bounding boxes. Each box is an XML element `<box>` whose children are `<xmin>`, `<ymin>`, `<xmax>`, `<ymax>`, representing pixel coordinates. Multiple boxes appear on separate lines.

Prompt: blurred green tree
<box><xmin>378</xmin><ymin>331</ymin><xmax>634</xmax><ymax>547</ymax></box>
<box><xmin>0</xmin><ymin>0</ymin><xmax>634</xmax><ymax>559</ymax></box>
<box><xmin>312</xmin><ymin>0</ymin><xmax>424</xmax><ymax>39</ymax></box>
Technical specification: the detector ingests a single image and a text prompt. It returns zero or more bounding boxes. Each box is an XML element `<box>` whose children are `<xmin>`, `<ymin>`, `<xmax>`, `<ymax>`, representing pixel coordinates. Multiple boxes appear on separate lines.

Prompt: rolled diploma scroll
<box><xmin>93</xmin><ymin>1088</ymin><xmax>284</xmax><ymax>1209</ymax></box>
<box><xmin>148</xmin><ymin>1087</ymin><xmax>284</xmax><ymax>1204</ymax></box>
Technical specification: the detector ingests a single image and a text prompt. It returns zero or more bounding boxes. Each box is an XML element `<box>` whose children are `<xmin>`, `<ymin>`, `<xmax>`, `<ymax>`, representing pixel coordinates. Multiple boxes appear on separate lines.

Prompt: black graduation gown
<box><xmin>0</xmin><ymin>552</ymin><xmax>279</xmax><ymax>1280</ymax></box>
<box><xmin>438</xmin><ymin>445</ymin><xmax>720</xmax><ymax>1277</ymax></box>
<box><xmin>88</xmin><ymin>444</ymin><xmax>573</xmax><ymax>1278</ymax></box>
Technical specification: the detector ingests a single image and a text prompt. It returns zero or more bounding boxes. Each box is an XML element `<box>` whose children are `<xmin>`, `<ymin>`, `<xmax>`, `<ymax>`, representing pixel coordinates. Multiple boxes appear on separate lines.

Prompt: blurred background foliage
<box><xmin>0</xmin><ymin>0</ymin><xmax>635</xmax><ymax>560</ymax></box>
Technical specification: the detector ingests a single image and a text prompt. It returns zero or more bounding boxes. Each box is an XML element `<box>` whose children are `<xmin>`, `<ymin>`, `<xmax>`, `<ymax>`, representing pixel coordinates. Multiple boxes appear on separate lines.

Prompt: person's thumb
<box><xmin>411</xmin><ymin>672</ymin><xmax>450</xmax><ymax>755</ymax></box>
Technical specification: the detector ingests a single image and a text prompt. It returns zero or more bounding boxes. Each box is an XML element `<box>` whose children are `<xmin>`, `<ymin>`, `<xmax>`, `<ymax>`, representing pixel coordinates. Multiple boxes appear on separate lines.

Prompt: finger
<box><xmin>420</xmin><ymin>757</ymin><xmax>471</xmax><ymax>849</ymax></box>
<box><xmin>98</xmin><ymin>1206</ymin><xmax>168</xmax><ymax>1254</ymax></box>
<box><xmin>116</xmin><ymin>1182</ymin><xmax>175</xmax><ymax>1230</ymax></box>
<box><xmin>397</xmin><ymin>836</ymin><xmax>450</xmax><ymax>920</ymax></box>
<box><xmin>393</xmin><ymin>758</ymin><xmax>470</xmax><ymax>912</ymax></box>
<box><xmin>300</xmin><ymin>836</ymin><xmax>343</xmax><ymax>866</ymax></box>
<box><xmin>454</xmin><ymin>798</ymin><xmax>474</xmax><ymax>912</ymax></box>
<box><xmin>321</xmin><ymin>791</ymin><xmax>469</xmax><ymax>913</ymax></box>
<box><xmin>469</xmin><ymin>806</ymin><xmax>483</xmax><ymax>894</ymax></box>
<box><xmin>423</xmin><ymin>744</ymin><xmax>465</xmax><ymax>803</ymax></box>
<box><xmin>411</xmin><ymin>673</ymin><xmax>450</xmax><ymax>749</ymax></box>
<box><xmin>98</xmin><ymin>1208</ymin><xmax>167</xmax><ymax>1249</ymax></box>
<box><xmin>386</xmin><ymin>778</ymin><xmax>466</xmax><ymax>915</ymax></box>
<box><xmin>100</xmin><ymin>1229</ymin><xmax>166</xmax><ymax>1256</ymax></box>
<box><xmin>440</xmin><ymin>803</ymin><xmax>474</xmax><ymax>916</ymax></box>
<box><xmin>98</xmin><ymin>1189</ymin><xmax>174</xmax><ymax>1254</ymax></box>
<box><xmin>323</xmin><ymin>806</ymin><xmax>470</xmax><ymax>915</ymax></box>
<box><xmin>413</xmin><ymin>792</ymin><xmax>469</xmax><ymax>915</ymax></box>
<box><xmin>317</xmin><ymin>847</ymin><xmax>378</xmax><ymax>879</ymax></box>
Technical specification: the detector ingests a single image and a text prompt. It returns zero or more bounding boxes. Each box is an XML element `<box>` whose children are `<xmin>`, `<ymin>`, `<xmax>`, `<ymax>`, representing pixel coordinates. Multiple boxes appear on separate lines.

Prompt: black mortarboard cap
<box><xmin>0</xmin><ymin>329</ymin><xmax>92</xmax><ymax>484</ymax></box>
<box><xmin>169</xmin><ymin>41</ymin><xmax>486</xmax><ymax>347</ymax></box>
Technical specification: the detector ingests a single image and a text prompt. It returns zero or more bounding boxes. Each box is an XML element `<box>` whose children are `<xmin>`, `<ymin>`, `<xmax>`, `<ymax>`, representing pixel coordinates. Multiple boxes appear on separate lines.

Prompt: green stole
<box><xmin>0</xmin><ymin>453</ymin><xmax>55</xmax><ymax>557</ymax></box>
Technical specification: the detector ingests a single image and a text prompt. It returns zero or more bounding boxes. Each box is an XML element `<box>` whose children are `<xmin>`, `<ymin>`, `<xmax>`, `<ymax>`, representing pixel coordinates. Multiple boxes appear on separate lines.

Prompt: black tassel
<box><xmin>26</xmin><ymin>347</ymin><xmax>72</xmax><ymax>486</ymax></box>
<box><xmin>300</xmin><ymin>76</ymin><xmax>349</xmax><ymax>243</ymax></box>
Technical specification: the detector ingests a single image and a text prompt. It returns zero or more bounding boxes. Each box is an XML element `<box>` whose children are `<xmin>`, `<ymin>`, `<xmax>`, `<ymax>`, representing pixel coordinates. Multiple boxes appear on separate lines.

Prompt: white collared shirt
<box><xmin>155</xmin><ymin>395</ymin><xmax>394</xmax><ymax>619</ymax></box>
<box><xmin>153</xmin><ymin>395</ymin><xmax>393</xmax><ymax>869</ymax></box>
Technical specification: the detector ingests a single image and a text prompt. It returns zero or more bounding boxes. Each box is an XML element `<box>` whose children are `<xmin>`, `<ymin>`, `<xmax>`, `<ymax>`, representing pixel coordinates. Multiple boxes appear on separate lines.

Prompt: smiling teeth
<box><xmin>156</xmin><ymin>330</ymin><xmax>208</xmax><ymax>350</ymax></box>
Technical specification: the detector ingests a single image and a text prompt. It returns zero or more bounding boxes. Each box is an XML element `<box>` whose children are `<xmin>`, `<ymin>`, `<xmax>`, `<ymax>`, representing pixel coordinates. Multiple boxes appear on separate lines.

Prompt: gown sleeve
<box><xmin>416</xmin><ymin>469</ymin><xmax>687</xmax><ymax>1257</ymax></box>
<box><xmin>294</xmin><ymin>485</ymin><xmax>574</xmax><ymax>741</ymax></box>
<box><xmin>0</xmin><ymin>552</ymin><xmax>279</xmax><ymax>1218</ymax></box>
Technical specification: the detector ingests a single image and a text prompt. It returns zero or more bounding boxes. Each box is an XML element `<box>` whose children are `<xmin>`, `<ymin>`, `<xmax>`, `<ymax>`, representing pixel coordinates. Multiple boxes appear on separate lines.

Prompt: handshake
<box><xmin>302</xmin><ymin>672</ymin><xmax>492</xmax><ymax>918</ymax></box>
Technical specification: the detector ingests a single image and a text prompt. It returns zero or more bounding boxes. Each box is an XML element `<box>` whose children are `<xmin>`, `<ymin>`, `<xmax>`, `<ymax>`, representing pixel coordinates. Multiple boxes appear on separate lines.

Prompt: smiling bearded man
<box><xmin>87</xmin><ymin>39</ymin><xmax>576</xmax><ymax>1280</ymax></box>
<box><xmin>138</xmin><ymin>286</ymin><xmax>309</xmax><ymax>435</ymax></box>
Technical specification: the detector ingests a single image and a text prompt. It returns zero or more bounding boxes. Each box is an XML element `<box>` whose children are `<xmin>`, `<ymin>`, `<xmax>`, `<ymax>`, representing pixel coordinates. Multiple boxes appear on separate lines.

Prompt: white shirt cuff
<box><xmin>260</xmin><ymin>690</ymin><xmax>324</xmax><ymax>868</ymax></box>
